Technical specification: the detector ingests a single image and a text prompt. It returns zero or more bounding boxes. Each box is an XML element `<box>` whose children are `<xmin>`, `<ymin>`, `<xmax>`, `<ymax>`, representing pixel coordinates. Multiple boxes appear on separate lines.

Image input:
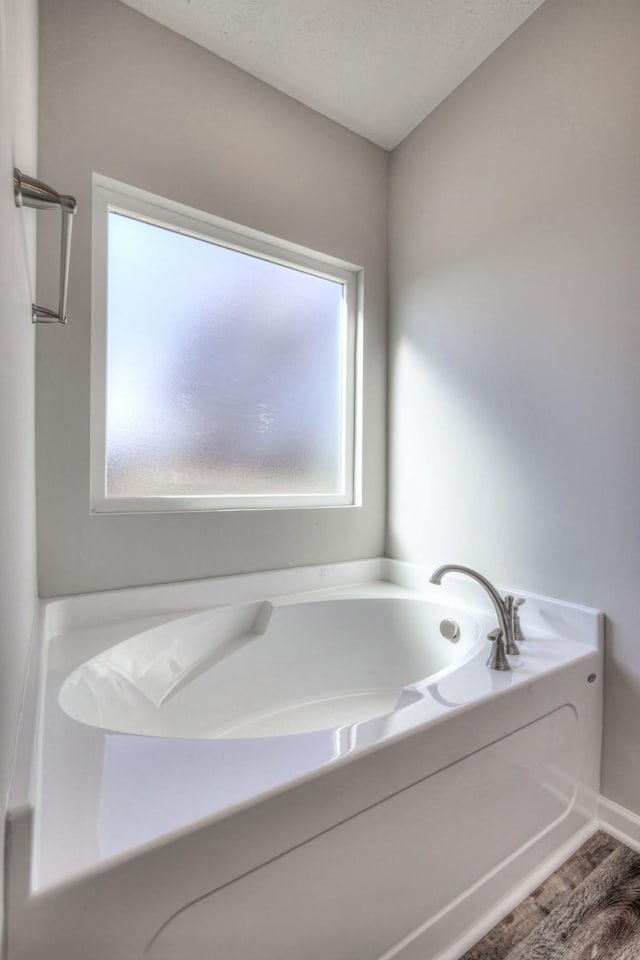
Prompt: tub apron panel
<box><xmin>146</xmin><ymin>706</ymin><xmax>578</xmax><ymax>960</ymax></box>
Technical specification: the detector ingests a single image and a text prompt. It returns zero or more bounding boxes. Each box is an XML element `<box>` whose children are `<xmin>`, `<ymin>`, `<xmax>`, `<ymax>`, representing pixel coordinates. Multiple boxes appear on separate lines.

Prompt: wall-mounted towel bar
<box><xmin>14</xmin><ymin>168</ymin><xmax>77</xmax><ymax>324</ymax></box>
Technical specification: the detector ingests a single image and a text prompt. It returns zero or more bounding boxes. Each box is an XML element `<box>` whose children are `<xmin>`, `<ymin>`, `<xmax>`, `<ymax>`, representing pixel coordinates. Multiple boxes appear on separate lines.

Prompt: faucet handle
<box><xmin>511</xmin><ymin>597</ymin><xmax>526</xmax><ymax>644</ymax></box>
<box><xmin>486</xmin><ymin>628</ymin><xmax>511</xmax><ymax>672</ymax></box>
<box><xmin>503</xmin><ymin>595</ymin><xmax>523</xmax><ymax>655</ymax></box>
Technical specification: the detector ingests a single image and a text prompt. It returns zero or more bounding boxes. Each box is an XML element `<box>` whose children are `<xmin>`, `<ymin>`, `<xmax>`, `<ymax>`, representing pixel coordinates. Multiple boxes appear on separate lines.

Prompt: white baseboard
<box><xmin>598</xmin><ymin>796</ymin><xmax>640</xmax><ymax>853</ymax></box>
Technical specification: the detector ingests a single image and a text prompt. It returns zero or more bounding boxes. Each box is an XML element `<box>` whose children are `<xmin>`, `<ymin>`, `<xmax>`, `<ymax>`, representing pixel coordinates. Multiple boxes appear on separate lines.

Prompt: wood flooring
<box><xmin>461</xmin><ymin>832</ymin><xmax>640</xmax><ymax>960</ymax></box>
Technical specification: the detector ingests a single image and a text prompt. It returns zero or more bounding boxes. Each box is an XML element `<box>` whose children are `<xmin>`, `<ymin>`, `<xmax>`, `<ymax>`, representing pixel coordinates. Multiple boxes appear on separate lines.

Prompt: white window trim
<box><xmin>90</xmin><ymin>174</ymin><xmax>362</xmax><ymax>514</ymax></box>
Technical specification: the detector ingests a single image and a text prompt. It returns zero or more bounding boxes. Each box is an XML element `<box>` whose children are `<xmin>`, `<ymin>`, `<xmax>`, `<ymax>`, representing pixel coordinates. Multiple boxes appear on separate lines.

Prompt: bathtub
<box><xmin>6</xmin><ymin>559</ymin><xmax>603</xmax><ymax>960</ymax></box>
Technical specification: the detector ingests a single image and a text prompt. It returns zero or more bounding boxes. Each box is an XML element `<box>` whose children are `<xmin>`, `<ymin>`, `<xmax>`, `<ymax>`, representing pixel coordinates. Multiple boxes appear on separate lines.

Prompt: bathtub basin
<box><xmin>59</xmin><ymin>596</ymin><xmax>482</xmax><ymax>738</ymax></box>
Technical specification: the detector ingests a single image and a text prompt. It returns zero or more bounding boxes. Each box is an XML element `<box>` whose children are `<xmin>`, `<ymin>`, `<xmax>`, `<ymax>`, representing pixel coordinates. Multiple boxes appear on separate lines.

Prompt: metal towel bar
<box><xmin>13</xmin><ymin>168</ymin><xmax>77</xmax><ymax>324</ymax></box>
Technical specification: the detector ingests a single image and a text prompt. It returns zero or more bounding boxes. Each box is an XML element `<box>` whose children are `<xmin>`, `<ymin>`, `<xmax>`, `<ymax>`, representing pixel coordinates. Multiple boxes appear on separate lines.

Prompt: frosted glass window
<box><xmin>93</xmin><ymin>185</ymin><xmax>359</xmax><ymax>512</ymax></box>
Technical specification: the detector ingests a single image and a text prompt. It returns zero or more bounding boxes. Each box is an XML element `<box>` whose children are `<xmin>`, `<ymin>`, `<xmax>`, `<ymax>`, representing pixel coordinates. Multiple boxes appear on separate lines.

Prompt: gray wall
<box><xmin>37</xmin><ymin>0</ymin><xmax>640</xmax><ymax>816</ymax></box>
<box><xmin>389</xmin><ymin>0</ymin><xmax>640</xmax><ymax>813</ymax></box>
<box><xmin>0</xmin><ymin>0</ymin><xmax>38</xmax><ymax>944</ymax></box>
<box><xmin>37</xmin><ymin>0</ymin><xmax>388</xmax><ymax>597</ymax></box>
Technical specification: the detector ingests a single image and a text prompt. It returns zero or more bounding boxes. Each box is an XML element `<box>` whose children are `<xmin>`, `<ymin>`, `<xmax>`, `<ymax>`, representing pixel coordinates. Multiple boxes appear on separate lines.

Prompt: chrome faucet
<box><xmin>429</xmin><ymin>564</ymin><xmax>522</xmax><ymax>671</ymax></box>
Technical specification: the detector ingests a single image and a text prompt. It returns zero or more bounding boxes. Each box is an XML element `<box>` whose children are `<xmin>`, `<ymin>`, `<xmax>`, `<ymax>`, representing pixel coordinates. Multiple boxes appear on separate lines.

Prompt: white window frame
<box><xmin>90</xmin><ymin>174</ymin><xmax>362</xmax><ymax>514</ymax></box>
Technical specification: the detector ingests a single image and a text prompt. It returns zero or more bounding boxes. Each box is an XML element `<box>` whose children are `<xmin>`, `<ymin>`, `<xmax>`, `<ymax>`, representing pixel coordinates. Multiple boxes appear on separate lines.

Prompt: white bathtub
<box><xmin>7</xmin><ymin>559</ymin><xmax>603</xmax><ymax>960</ymax></box>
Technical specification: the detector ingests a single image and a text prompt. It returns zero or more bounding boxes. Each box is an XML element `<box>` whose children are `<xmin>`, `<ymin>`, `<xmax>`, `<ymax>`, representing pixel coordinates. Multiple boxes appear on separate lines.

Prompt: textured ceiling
<box><xmin>118</xmin><ymin>0</ymin><xmax>547</xmax><ymax>149</ymax></box>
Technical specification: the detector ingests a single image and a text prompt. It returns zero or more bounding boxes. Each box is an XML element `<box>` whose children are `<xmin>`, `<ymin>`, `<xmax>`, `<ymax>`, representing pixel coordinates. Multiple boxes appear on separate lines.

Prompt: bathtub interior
<box><xmin>58</xmin><ymin>595</ymin><xmax>483</xmax><ymax>739</ymax></box>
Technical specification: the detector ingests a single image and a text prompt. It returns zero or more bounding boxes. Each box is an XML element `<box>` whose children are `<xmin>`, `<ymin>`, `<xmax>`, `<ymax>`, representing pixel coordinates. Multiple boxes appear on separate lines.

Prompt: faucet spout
<box><xmin>429</xmin><ymin>564</ymin><xmax>515</xmax><ymax>664</ymax></box>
